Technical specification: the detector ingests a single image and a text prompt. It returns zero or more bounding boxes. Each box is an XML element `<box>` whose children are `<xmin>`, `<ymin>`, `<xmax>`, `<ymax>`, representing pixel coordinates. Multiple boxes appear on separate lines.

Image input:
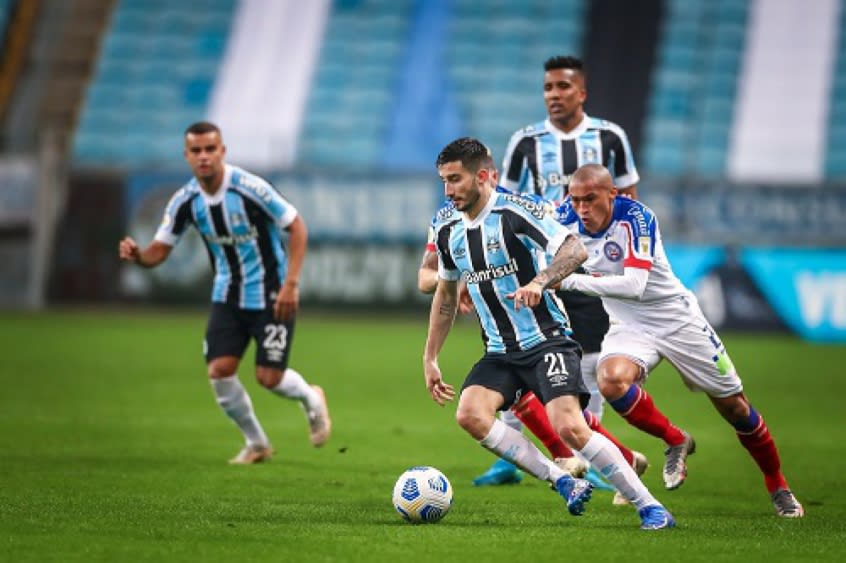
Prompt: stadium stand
<box><xmin>0</xmin><ymin>0</ymin><xmax>10</xmax><ymax>36</ymax></box>
<box><xmin>445</xmin><ymin>0</ymin><xmax>586</xmax><ymax>158</ymax></box>
<box><xmin>298</xmin><ymin>0</ymin><xmax>586</xmax><ymax>170</ymax></box>
<box><xmin>826</xmin><ymin>3</ymin><xmax>846</xmax><ymax>178</ymax></box>
<box><xmin>64</xmin><ymin>0</ymin><xmax>842</xmax><ymax>180</ymax></box>
<box><xmin>642</xmin><ymin>0</ymin><xmax>748</xmax><ymax>178</ymax></box>
<box><xmin>297</xmin><ymin>0</ymin><xmax>413</xmax><ymax>169</ymax></box>
<box><xmin>73</xmin><ymin>0</ymin><xmax>235</xmax><ymax>166</ymax></box>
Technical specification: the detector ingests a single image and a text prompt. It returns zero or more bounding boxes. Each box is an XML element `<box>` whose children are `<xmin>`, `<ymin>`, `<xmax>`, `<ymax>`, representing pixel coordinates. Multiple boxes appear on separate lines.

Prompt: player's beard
<box><xmin>454</xmin><ymin>185</ymin><xmax>480</xmax><ymax>213</ymax></box>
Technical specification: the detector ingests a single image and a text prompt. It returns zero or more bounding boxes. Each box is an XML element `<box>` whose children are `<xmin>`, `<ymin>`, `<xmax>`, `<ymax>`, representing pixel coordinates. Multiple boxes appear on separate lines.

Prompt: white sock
<box><xmin>500</xmin><ymin>408</ymin><xmax>524</xmax><ymax>432</ymax></box>
<box><xmin>211</xmin><ymin>375</ymin><xmax>269</xmax><ymax>447</ymax></box>
<box><xmin>271</xmin><ymin>368</ymin><xmax>320</xmax><ymax>411</ymax></box>
<box><xmin>578</xmin><ymin>432</ymin><xmax>659</xmax><ymax>509</ymax></box>
<box><xmin>479</xmin><ymin>418</ymin><xmax>563</xmax><ymax>483</ymax></box>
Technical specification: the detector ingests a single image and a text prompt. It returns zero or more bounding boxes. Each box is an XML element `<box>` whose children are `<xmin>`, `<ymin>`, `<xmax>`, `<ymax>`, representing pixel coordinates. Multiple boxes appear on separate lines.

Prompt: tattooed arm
<box><xmin>509</xmin><ymin>234</ymin><xmax>587</xmax><ymax>311</ymax></box>
<box><xmin>422</xmin><ymin>278</ymin><xmax>458</xmax><ymax>405</ymax></box>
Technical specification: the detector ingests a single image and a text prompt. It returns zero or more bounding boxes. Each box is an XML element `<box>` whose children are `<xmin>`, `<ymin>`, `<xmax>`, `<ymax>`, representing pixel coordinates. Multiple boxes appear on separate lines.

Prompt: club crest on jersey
<box><xmin>452</xmin><ymin>245</ymin><xmax>466</xmax><ymax>258</ymax></box>
<box><xmin>582</xmin><ymin>147</ymin><xmax>598</xmax><ymax>163</ymax></box>
<box><xmin>603</xmin><ymin>241</ymin><xmax>623</xmax><ymax>262</ymax></box>
<box><xmin>486</xmin><ymin>236</ymin><xmax>501</xmax><ymax>252</ymax></box>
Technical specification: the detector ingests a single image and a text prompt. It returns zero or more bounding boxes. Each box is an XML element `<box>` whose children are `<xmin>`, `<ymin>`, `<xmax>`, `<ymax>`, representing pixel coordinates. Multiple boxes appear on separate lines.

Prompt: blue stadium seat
<box><xmin>435</xmin><ymin>0</ymin><xmax>587</xmax><ymax>158</ymax></box>
<box><xmin>642</xmin><ymin>0</ymin><xmax>749</xmax><ymax>179</ymax></box>
<box><xmin>299</xmin><ymin>0</ymin><xmax>414</xmax><ymax>168</ymax></box>
<box><xmin>72</xmin><ymin>1</ymin><xmax>236</xmax><ymax>167</ymax></box>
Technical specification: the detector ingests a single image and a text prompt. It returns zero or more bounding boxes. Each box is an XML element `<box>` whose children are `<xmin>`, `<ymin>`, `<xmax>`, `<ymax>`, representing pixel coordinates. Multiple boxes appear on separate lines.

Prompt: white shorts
<box><xmin>598</xmin><ymin>316</ymin><xmax>743</xmax><ymax>398</ymax></box>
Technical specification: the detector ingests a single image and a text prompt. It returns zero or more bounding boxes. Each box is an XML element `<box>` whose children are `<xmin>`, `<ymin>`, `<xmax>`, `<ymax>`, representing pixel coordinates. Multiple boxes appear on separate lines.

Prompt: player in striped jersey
<box><xmin>423</xmin><ymin>138</ymin><xmax>674</xmax><ymax>529</ymax></box>
<box><xmin>420</xmin><ymin>151</ymin><xmax>648</xmax><ymax>500</ymax></box>
<box><xmin>501</xmin><ymin>56</ymin><xmax>639</xmax><ymax>203</ymax></box>
<box><xmin>118</xmin><ymin>122</ymin><xmax>331</xmax><ymax>464</ymax></box>
<box><xmin>475</xmin><ymin>55</ymin><xmax>646</xmax><ymax>490</ymax></box>
<box><xmin>558</xmin><ymin>164</ymin><xmax>803</xmax><ymax>518</ymax></box>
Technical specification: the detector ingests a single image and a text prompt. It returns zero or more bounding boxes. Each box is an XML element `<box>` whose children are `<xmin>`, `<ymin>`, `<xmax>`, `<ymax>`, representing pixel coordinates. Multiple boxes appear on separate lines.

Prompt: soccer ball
<box><xmin>392</xmin><ymin>466</ymin><xmax>453</xmax><ymax>524</ymax></box>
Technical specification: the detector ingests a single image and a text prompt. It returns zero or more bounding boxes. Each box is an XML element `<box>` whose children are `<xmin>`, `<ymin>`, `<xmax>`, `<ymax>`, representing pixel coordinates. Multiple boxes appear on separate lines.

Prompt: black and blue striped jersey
<box><xmin>425</xmin><ymin>185</ymin><xmax>551</xmax><ymax>252</ymax></box>
<box><xmin>154</xmin><ymin>164</ymin><xmax>297</xmax><ymax>310</ymax></box>
<box><xmin>501</xmin><ymin>114</ymin><xmax>639</xmax><ymax>203</ymax></box>
<box><xmin>433</xmin><ymin>191</ymin><xmax>574</xmax><ymax>354</ymax></box>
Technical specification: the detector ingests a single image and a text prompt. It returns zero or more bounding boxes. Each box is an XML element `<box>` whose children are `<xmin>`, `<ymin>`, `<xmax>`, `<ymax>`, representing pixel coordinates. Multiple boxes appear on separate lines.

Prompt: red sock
<box><xmin>583</xmin><ymin>410</ymin><xmax>634</xmax><ymax>466</ymax></box>
<box><xmin>609</xmin><ymin>385</ymin><xmax>686</xmax><ymax>447</ymax></box>
<box><xmin>511</xmin><ymin>392</ymin><xmax>574</xmax><ymax>458</ymax></box>
<box><xmin>737</xmin><ymin>416</ymin><xmax>788</xmax><ymax>493</ymax></box>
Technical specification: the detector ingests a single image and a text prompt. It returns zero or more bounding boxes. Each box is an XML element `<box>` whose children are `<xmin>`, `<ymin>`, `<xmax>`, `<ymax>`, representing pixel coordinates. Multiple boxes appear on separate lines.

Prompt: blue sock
<box><xmin>731</xmin><ymin>406</ymin><xmax>761</xmax><ymax>433</ymax></box>
<box><xmin>609</xmin><ymin>385</ymin><xmax>640</xmax><ymax>413</ymax></box>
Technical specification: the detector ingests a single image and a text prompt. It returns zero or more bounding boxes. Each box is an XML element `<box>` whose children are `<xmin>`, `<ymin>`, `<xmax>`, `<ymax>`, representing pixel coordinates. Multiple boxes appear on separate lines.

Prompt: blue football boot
<box><xmin>472</xmin><ymin>458</ymin><xmax>523</xmax><ymax>486</ymax></box>
<box><xmin>638</xmin><ymin>505</ymin><xmax>676</xmax><ymax>530</ymax></box>
<box><xmin>555</xmin><ymin>474</ymin><xmax>593</xmax><ymax>516</ymax></box>
<box><xmin>583</xmin><ymin>466</ymin><xmax>616</xmax><ymax>492</ymax></box>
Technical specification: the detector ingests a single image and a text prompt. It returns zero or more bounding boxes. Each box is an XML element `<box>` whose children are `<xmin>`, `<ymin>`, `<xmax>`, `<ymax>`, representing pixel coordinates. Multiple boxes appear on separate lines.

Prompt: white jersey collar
<box><xmin>198</xmin><ymin>164</ymin><xmax>233</xmax><ymax>205</ymax></box>
<box><xmin>544</xmin><ymin>114</ymin><xmax>590</xmax><ymax>140</ymax></box>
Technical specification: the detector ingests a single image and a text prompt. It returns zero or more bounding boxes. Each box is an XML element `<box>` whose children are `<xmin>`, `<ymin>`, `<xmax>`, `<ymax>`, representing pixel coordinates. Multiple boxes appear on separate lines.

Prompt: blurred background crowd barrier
<box><xmin>0</xmin><ymin>0</ymin><xmax>844</xmax><ymax>342</ymax></box>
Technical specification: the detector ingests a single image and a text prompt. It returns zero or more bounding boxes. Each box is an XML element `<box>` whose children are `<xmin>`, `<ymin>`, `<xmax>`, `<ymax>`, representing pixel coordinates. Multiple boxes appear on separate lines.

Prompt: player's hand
<box><xmin>507</xmin><ymin>281</ymin><xmax>543</xmax><ymax>311</ymax></box>
<box><xmin>457</xmin><ymin>282</ymin><xmax>475</xmax><ymax>314</ymax></box>
<box><xmin>274</xmin><ymin>281</ymin><xmax>299</xmax><ymax>320</ymax></box>
<box><xmin>118</xmin><ymin>236</ymin><xmax>141</xmax><ymax>263</ymax></box>
<box><xmin>423</xmin><ymin>359</ymin><xmax>455</xmax><ymax>406</ymax></box>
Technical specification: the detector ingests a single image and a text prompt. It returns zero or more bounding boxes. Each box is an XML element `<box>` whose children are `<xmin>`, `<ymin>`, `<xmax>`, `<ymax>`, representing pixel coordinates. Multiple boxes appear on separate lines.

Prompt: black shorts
<box><xmin>558</xmin><ymin>289</ymin><xmax>609</xmax><ymax>354</ymax></box>
<box><xmin>461</xmin><ymin>338</ymin><xmax>589</xmax><ymax>411</ymax></box>
<box><xmin>204</xmin><ymin>302</ymin><xmax>295</xmax><ymax>370</ymax></box>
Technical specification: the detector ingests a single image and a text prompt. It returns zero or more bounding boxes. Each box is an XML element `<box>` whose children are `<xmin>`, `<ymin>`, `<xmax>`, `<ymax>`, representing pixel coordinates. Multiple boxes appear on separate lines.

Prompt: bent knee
<box><xmin>208</xmin><ymin>357</ymin><xmax>239</xmax><ymax>379</ymax></box>
<box><xmin>455</xmin><ymin>406</ymin><xmax>492</xmax><ymax>440</ymax></box>
<box><xmin>256</xmin><ymin>367</ymin><xmax>283</xmax><ymax>389</ymax></box>
<box><xmin>598</xmin><ymin>358</ymin><xmax>640</xmax><ymax>394</ymax></box>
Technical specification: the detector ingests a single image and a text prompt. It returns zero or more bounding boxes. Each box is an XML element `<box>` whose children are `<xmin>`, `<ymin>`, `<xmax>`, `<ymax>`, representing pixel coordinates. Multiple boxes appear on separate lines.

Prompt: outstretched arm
<box><xmin>422</xmin><ymin>279</ymin><xmax>458</xmax><ymax>405</ymax></box>
<box><xmin>509</xmin><ymin>234</ymin><xmax>587</xmax><ymax>310</ymax></box>
<box><xmin>560</xmin><ymin>267</ymin><xmax>649</xmax><ymax>299</ymax></box>
<box><xmin>118</xmin><ymin>238</ymin><xmax>172</xmax><ymax>268</ymax></box>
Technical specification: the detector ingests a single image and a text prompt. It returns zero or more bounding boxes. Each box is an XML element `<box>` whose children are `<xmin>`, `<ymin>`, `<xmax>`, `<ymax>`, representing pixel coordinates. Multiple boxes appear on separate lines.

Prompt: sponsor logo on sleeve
<box><xmin>638</xmin><ymin>236</ymin><xmax>651</xmax><ymax>255</ymax></box>
<box><xmin>502</xmin><ymin>194</ymin><xmax>546</xmax><ymax>220</ymax></box>
<box><xmin>627</xmin><ymin>207</ymin><xmax>649</xmax><ymax>235</ymax></box>
<box><xmin>436</xmin><ymin>204</ymin><xmax>456</xmax><ymax>222</ymax></box>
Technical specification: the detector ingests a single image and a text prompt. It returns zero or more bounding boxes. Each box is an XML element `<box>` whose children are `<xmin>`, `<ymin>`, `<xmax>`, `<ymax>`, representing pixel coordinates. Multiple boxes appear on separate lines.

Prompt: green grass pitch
<box><xmin>1</xmin><ymin>310</ymin><xmax>844</xmax><ymax>561</ymax></box>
